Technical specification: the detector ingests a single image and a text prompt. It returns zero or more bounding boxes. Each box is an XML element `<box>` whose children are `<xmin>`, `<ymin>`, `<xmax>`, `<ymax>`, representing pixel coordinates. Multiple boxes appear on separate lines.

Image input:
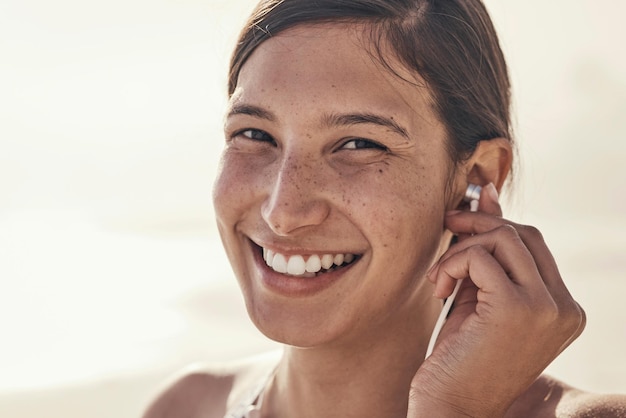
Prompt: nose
<box><xmin>261</xmin><ymin>155</ymin><xmax>330</xmax><ymax>236</ymax></box>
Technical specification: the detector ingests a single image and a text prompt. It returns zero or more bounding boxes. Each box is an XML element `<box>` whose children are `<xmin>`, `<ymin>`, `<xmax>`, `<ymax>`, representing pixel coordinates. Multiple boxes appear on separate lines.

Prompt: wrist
<box><xmin>408</xmin><ymin>391</ymin><xmax>507</xmax><ymax>418</ymax></box>
<box><xmin>409</xmin><ymin>370</ymin><xmax>510</xmax><ymax>418</ymax></box>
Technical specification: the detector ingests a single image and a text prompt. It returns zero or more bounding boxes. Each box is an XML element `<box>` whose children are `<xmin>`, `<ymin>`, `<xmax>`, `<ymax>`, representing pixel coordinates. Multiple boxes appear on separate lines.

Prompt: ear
<box><xmin>465</xmin><ymin>137</ymin><xmax>512</xmax><ymax>191</ymax></box>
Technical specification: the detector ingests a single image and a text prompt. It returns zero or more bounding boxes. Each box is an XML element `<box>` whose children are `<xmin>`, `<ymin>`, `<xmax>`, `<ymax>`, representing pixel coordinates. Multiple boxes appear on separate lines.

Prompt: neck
<box><xmin>264</xmin><ymin>296</ymin><xmax>441</xmax><ymax>418</ymax></box>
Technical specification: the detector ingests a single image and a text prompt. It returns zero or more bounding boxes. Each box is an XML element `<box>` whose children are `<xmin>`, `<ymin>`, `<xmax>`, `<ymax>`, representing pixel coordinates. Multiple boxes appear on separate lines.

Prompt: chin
<box><xmin>242</xmin><ymin>295</ymin><xmax>341</xmax><ymax>348</ymax></box>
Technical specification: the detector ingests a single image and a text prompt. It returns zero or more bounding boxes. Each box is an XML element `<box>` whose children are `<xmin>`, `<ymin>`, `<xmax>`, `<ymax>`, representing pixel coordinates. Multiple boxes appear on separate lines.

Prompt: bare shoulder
<box><xmin>142</xmin><ymin>350</ymin><xmax>282</xmax><ymax>418</ymax></box>
<box><xmin>507</xmin><ymin>374</ymin><xmax>626</xmax><ymax>418</ymax></box>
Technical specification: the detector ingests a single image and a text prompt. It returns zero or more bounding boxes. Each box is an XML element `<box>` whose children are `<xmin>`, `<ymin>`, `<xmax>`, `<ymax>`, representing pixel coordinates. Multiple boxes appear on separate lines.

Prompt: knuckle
<box><xmin>494</xmin><ymin>223</ymin><xmax>519</xmax><ymax>239</ymax></box>
<box><xmin>539</xmin><ymin>300</ymin><xmax>560</xmax><ymax>326</ymax></box>
<box><xmin>577</xmin><ymin>303</ymin><xmax>587</xmax><ymax>332</ymax></box>
<box><xmin>466</xmin><ymin>244</ymin><xmax>488</xmax><ymax>258</ymax></box>
<box><xmin>566</xmin><ymin>301</ymin><xmax>587</xmax><ymax>337</ymax></box>
<box><xmin>520</xmin><ymin>224</ymin><xmax>544</xmax><ymax>242</ymax></box>
<box><xmin>551</xmin><ymin>299</ymin><xmax>586</xmax><ymax>337</ymax></box>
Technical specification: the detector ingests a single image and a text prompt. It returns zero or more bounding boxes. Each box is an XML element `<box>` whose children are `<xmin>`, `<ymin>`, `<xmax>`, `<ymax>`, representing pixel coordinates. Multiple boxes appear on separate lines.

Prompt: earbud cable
<box><xmin>425</xmin><ymin>198</ymin><xmax>479</xmax><ymax>359</ymax></box>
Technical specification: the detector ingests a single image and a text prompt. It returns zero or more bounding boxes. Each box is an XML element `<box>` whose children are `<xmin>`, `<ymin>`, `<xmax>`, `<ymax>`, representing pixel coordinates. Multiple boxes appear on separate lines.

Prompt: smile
<box><xmin>262</xmin><ymin>248</ymin><xmax>359</xmax><ymax>277</ymax></box>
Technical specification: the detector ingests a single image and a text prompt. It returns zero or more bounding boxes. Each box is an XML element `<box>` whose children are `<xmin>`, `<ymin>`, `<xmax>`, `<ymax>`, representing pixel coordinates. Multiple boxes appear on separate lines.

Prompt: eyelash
<box><xmin>234</xmin><ymin>129</ymin><xmax>388</xmax><ymax>152</ymax></box>
<box><xmin>341</xmin><ymin>138</ymin><xmax>388</xmax><ymax>151</ymax></box>
<box><xmin>236</xmin><ymin>129</ymin><xmax>275</xmax><ymax>144</ymax></box>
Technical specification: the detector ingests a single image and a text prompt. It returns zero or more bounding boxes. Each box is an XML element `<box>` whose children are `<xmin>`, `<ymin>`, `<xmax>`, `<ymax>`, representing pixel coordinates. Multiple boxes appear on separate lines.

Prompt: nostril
<box><xmin>262</xmin><ymin>204</ymin><xmax>330</xmax><ymax>236</ymax></box>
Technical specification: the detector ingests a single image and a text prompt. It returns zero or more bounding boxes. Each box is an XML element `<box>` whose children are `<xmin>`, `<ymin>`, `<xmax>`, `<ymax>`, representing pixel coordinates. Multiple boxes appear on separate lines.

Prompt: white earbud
<box><xmin>464</xmin><ymin>183</ymin><xmax>482</xmax><ymax>212</ymax></box>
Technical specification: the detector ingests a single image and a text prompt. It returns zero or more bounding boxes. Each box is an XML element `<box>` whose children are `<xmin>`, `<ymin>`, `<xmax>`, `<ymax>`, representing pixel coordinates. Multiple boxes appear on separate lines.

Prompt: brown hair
<box><xmin>228</xmin><ymin>0</ymin><xmax>512</xmax><ymax>167</ymax></box>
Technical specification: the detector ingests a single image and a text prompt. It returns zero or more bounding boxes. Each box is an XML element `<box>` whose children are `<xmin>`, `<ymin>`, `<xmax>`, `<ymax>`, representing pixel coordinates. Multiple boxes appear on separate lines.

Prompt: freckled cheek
<box><xmin>341</xmin><ymin>174</ymin><xmax>443</xmax><ymax>245</ymax></box>
<box><xmin>213</xmin><ymin>156</ymin><xmax>268</xmax><ymax>222</ymax></box>
<box><xmin>341</xmin><ymin>184</ymin><xmax>409</xmax><ymax>229</ymax></box>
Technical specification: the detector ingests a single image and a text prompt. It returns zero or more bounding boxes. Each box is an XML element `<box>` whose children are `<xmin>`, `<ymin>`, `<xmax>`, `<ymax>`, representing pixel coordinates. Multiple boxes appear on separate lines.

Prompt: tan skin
<box><xmin>144</xmin><ymin>24</ymin><xmax>626</xmax><ymax>417</ymax></box>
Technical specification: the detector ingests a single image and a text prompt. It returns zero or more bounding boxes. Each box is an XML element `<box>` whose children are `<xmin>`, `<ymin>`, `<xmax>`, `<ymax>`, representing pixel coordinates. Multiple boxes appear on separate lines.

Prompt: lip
<box><xmin>248</xmin><ymin>239</ymin><xmax>360</xmax><ymax>298</ymax></box>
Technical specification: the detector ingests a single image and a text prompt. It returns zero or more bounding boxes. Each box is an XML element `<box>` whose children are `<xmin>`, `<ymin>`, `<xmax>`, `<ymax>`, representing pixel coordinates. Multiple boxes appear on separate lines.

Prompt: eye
<box><xmin>341</xmin><ymin>138</ymin><xmax>388</xmax><ymax>151</ymax></box>
<box><xmin>236</xmin><ymin>128</ymin><xmax>276</xmax><ymax>145</ymax></box>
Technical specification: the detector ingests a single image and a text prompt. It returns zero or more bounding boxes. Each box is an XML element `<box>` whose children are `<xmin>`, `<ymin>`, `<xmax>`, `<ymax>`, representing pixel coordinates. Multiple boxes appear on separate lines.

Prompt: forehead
<box><xmin>231</xmin><ymin>23</ymin><xmax>437</xmax><ymax>129</ymax></box>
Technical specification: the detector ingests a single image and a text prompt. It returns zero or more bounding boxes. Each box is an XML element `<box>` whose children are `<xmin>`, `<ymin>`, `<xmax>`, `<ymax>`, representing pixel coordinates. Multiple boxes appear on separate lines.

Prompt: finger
<box><xmin>432</xmin><ymin>224</ymin><xmax>545</xmax><ymax>291</ymax></box>
<box><xmin>432</xmin><ymin>243</ymin><xmax>516</xmax><ymax>300</ymax></box>
<box><xmin>451</xmin><ymin>182</ymin><xmax>500</xmax><ymax>243</ymax></box>
<box><xmin>477</xmin><ymin>182</ymin><xmax>502</xmax><ymax>217</ymax></box>
<box><xmin>445</xmin><ymin>209</ymin><xmax>509</xmax><ymax>236</ymax></box>
<box><xmin>444</xmin><ymin>212</ymin><xmax>586</xmax><ymax>347</ymax></box>
<box><xmin>433</xmin><ymin>279</ymin><xmax>479</xmax><ymax>343</ymax></box>
<box><xmin>479</xmin><ymin>223</ymin><xmax>585</xmax><ymax>350</ymax></box>
<box><xmin>445</xmin><ymin>212</ymin><xmax>564</xmax><ymax>290</ymax></box>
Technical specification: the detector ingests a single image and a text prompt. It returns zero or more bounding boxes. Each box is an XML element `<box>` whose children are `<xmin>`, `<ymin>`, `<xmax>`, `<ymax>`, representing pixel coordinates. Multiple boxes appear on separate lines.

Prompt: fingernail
<box><xmin>485</xmin><ymin>182</ymin><xmax>499</xmax><ymax>202</ymax></box>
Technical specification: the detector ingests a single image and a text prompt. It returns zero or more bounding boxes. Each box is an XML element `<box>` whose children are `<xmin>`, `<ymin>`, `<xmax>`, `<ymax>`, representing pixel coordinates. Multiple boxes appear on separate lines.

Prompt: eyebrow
<box><xmin>227</xmin><ymin>104</ymin><xmax>276</xmax><ymax>121</ymax></box>
<box><xmin>322</xmin><ymin>112</ymin><xmax>410</xmax><ymax>140</ymax></box>
<box><xmin>227</xmin><ymin>103</ymin><xmax>410</xmax><ymax>140</ymax></box>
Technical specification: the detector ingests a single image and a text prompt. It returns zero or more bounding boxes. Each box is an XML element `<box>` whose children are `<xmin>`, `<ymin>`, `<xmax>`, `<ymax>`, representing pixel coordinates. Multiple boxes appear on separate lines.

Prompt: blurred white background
<box><xmin>0</xmin><ymin>0</ymin><xmax>624</xmax><ymax>417</ymax></box>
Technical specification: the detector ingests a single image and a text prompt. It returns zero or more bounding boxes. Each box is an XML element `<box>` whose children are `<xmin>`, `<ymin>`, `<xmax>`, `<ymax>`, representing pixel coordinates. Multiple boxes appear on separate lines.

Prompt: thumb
<box><xmin>477</xmin><ymin>182</ymin><xmax>502</xmax><ymax>216</ymax></box>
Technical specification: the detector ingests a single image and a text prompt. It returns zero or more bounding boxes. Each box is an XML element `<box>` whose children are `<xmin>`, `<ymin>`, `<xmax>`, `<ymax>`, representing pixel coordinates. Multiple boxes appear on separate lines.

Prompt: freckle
<box><xmin>379</xmin><ymin>169</ymin><xmax>383</xmax><ymax>173</ymax></box>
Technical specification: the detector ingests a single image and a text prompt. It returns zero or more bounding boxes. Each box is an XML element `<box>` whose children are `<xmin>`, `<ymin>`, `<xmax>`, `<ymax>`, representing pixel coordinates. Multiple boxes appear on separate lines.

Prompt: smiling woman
<box><xmin>218</xmin><ymin>23</ymin><xmax>468</xmax><ymax>352</ymax></box>
<box><xmin>142</xmin><ymin>0</ymin><xmax>626</xmax><ymax>417</ymax></box>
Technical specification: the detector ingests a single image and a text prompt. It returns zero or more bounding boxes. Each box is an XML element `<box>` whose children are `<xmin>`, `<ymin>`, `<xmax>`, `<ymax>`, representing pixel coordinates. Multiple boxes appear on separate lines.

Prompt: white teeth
<box><xmin>272</xmin><ymin>253</ymin><xmax>288</xmax><ymax>273</ymax></box>
<box><xmin>287</xmin><ymin>255</ymin><xmax>306</xmax><ymax>275</ymax></box>
<box><xmin>321</xmin><ymin>254</ymin><xmax>334</xmax><ymax>269</ymax></box>
<box><xmin>263</xmin><ymin>248</ymin><xmax>357</xmax><ymax>276</ymax></box>
<box><xmin>305</xmin><ymin>255</ymin><xmax>322</xmax><ymax>273</ymax></box>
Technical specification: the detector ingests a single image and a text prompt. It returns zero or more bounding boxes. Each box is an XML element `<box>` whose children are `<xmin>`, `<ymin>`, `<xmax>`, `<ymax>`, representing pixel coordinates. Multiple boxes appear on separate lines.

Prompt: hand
<box><xmin>407</xmin><ymin>183</ymin><xmax>586</xmax><ymax>417</ymax></box>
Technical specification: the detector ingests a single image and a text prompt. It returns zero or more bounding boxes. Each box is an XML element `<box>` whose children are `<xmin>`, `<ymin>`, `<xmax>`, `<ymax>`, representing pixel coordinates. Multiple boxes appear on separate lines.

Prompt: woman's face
<box><xmin>214</xmin><ymin>24</ymin><xmax>464</xmax><ymax>347</ymax></box>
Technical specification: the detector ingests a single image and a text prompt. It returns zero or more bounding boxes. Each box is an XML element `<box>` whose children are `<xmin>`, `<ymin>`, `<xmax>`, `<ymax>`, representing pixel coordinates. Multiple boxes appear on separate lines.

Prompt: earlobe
<box><xmin>466</xmin><ymin>137</ymin><xmax>513</xmax><ymax>191</ymax></box>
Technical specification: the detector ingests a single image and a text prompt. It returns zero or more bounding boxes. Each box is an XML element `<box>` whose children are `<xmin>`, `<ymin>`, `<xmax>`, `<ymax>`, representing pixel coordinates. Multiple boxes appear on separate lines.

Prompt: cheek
<box><xmin>212</xmin><ymin>154</ymin><xmax>265</xmax><ymax>284</ymax></box>
<box><xmin>212</xmin><ymin>166</ymin><xmax>238</xmax><ymax>226</ymax></box>
<box><xmin>346</xmin><ymin>167</ymin><xmax>448</xmax><ymax>263</ymax></box>
<box><xmin>346</xmin><ymin>167</ymin><xmax>441</xmax><ymax>224</ymax></box>
<box><xmin>213</xmin><ymin>152</ymin><xmax>265</xmax><ymax>224</ymax></box>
